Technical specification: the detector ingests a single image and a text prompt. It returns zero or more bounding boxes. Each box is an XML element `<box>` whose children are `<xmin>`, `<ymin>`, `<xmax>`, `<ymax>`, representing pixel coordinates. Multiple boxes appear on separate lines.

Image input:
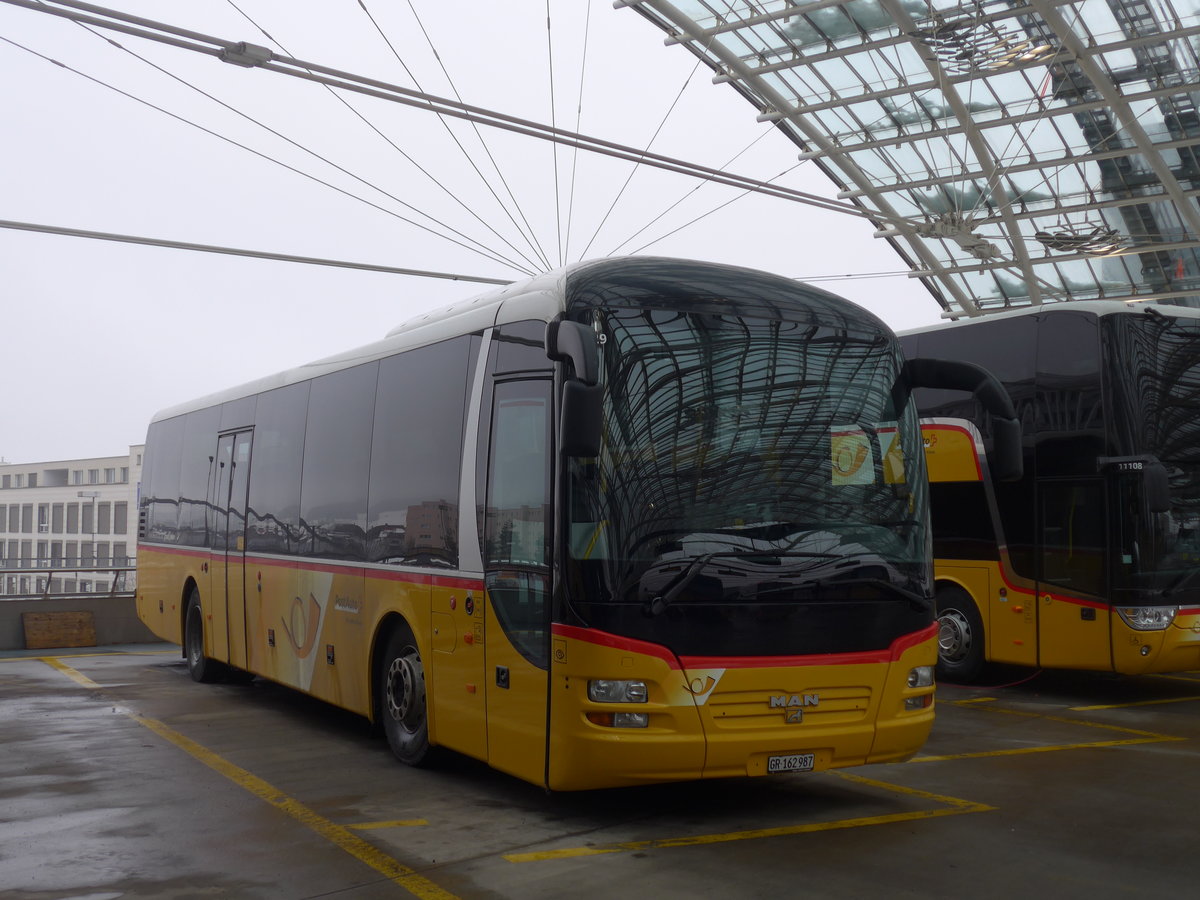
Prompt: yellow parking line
<box><xmin>41</xmin><ymin>656</ymin><xmax>102</xmax><ymax>689</ymax></box>
<box><xmin>348</xmin><ymin>820</ymin><xmax>429</xmax><ymax>830</ymax></box>
<box><xmin>908</xmin><ymin>697</ymin><xmax>1186</xmax><ymax>761</ymax></box>
<box><xmin>504</xmin><ymin>773</ymin><xmax>993</xmax><ymax>863</ymax></box>
<box><xmin>1071</xmin><ymin>695</ymin><xmax>1200</xmax><ymax>711</ymax></box>
<box><xmin>43</xmin><ymin>659</ymin><xmax>459</xmax><ymax>900</ymax></box>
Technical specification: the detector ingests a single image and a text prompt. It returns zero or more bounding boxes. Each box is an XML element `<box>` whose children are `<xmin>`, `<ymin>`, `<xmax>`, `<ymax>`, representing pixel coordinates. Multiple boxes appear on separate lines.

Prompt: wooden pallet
<box><xmin>22</xmin><ymin>611</ymin><xmax>97</xmax><ymax>650</ymax></box>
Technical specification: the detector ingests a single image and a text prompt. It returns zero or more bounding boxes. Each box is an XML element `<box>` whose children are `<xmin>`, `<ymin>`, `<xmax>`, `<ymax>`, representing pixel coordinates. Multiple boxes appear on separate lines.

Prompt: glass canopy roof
<box><xmin>624</xmin><ymin>0</ymin><xmax>1200</xmax><ymax>316</ymax></box>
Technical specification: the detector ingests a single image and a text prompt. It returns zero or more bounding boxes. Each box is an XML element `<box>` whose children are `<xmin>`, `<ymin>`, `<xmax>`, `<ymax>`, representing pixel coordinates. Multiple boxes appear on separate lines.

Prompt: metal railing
<box><xmin>0</xmin><ymin>562</ymin><xmax>137</xmax><ymax>599</ymax></box>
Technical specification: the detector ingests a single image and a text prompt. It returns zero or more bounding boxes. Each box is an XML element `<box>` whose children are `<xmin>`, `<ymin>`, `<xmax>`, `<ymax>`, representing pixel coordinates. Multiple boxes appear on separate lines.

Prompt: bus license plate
<box><xmin>767</xmin><ymin>753</ymin><xmax>815</xmax><ymax>773</ymax></box>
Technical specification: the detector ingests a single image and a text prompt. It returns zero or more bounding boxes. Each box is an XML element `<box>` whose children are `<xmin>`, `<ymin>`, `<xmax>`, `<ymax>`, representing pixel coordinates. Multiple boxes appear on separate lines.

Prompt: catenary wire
<box><xmin>227</xmin><ymin>0</ymin><xmax>545</xmax><ymax>274</ymax></box>
<box><xmin>0</xmin><ymin>0</ymin><xmax>883</xmax><ymax>221</ymax></box>
<box><xmin>0</xmin><ymin>32</ymin><xmax>532</xmax><ymax>275</ymax></box>
<box><xmin>364</xmin><ymin>0</ymin><xmax>553</xmax><ymax>271</ymax></box>
<box><xmin>67</xmin><ymin>19</ymin><xmax>538</xmax><ymax>275</ymax></box>
<box><xmin>0</xmin><ymin>219</ymin><xmax>513</xmax><ymax>284</ymax></box>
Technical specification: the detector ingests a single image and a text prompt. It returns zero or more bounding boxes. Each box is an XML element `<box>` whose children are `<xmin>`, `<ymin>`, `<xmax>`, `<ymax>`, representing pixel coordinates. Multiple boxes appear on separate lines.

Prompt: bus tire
<box><xmin>380</xmin><ymin>625</ymin><xmax>432</xmax><ymax>766</ymax></box>
<box><xmin>184</xmin><ymin>588</ymin><xmax>227</xmax><ymax>684</ymax></box>
<box><xmin>936</xmin><ymin>586</ymin><xmax>985</xmax><ymax>683</ymax></box>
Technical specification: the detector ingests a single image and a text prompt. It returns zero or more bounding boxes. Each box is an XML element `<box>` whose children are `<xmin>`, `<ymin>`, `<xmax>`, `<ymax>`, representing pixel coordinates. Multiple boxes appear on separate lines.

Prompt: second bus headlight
<box><xmin>588</xmin><ymin>679</ymin><xmax>648</xmax><ymax>703</ymax></box>
<box><xmin>907</xmin><ymin>666</ymin><xmax>935</xmax><ymax>688</ymax></box>
<box><xmin>1117</xmin><ymin>606</ymin><xmax>1178</xmax><ymax>631</ymax></box>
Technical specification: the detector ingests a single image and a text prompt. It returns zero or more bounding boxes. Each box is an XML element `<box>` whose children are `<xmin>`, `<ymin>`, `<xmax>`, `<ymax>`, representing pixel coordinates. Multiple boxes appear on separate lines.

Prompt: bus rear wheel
<box><xmin>936</xmin><ymin>586</ymin><xmax>985</xmax><ymax>683</ymax></box>
<box><xmin>184</xmin><ymin>589</ymin><xmax>227</xmax><ymax>684</ymax></box>
<box><xmin>380</xmin><ymin>626</ymin><xmax>432</xmax><ymax>766</ymax></box>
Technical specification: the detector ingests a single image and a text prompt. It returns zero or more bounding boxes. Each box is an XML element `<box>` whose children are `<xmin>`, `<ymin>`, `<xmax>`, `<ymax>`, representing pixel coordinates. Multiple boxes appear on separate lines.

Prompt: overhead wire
<box><xmin>606</xmin><ymin>128</ymin><xmax>778</xmax><ymax>257</ymax></box>
<box><xmin>366</xmin><ymin>0</ymin><xmax>553</xmax><ymax>272</ymax></box>
<box><xmin>0</xmin><ymin>32</ymin><xmax>527</xmax><ymax>274</ymax></box>
<box><xmin>562</xmin><ymin>0</ymin><xmax>592</xmax><ymax>264</ymax></box>
<box><xmin>577</xmin><ymin>37</ymin><xmax>710</xmax><ymax>260</ymax></box>
<box><xmin>546</xmin><ymin>0</ymin><xmax>564</xmax><ymax>266</ymax></box>
<box><xmin>0</xmin><ymin>218</ymin><xmax>513</xmax><ymax>284</ymax></box>
<box><xmin>64</xmin><ymin>16</ymin><xmax>537</xmax><ymax>276</ymax></box>
<box><xmin>223</xmin><ymin>0</ymin><xmax>542</xmax><ymax>274</ymax></box>
<box><xmin>2</xmin><ymin>0</ymin><xmax>882</xmax><ymax>220</ymax></box>
<box><xmin>384</xmin><ymin>0</ymin><xmax>552</xmax><ymax>271</ymax></box>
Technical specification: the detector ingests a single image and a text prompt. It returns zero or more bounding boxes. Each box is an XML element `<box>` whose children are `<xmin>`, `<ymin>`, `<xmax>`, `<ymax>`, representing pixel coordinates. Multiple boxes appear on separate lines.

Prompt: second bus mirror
<box><xmin>560</xmin><ymin>380</ymin><xmax>603</xmax><ymax>458</ymax></box>
<box><xmin>1145</xmin><ymin>460</ymin><xmax>1172</xmax><ymax>514</ymax></box>
<box><xmin>545</xmin><ymin>320</ymin><xmax>599</xmax><ymax>386</ymax></box>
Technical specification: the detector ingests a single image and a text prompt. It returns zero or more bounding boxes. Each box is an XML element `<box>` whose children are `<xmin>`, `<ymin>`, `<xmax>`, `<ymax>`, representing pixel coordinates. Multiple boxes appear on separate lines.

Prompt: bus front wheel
<box><xmin>184</xmin><ymin>589</ymin><xmax>227</xmax><ymax>684</ymax></box>
<box><xmin>380</xmin><ymin>626</ymin><xmax>432</xmax><ymax>766</ymax></box>
<box><xmin>936</xmin><ymin>586</ymin><xmax>985</xmax><ymax>683</ymax></box>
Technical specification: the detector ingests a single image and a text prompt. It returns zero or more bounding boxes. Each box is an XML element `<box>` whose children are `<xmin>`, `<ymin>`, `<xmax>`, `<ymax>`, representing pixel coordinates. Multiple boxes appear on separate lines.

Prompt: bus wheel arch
<box><xmin>374</xmin><ymin>616</ymin><xmax>434</xmax><ymax>767</ymax></box>
<box><xmin>935</xmin><ymin>583</ymin><xmax>986</xmax><ymax>683</ymax></box>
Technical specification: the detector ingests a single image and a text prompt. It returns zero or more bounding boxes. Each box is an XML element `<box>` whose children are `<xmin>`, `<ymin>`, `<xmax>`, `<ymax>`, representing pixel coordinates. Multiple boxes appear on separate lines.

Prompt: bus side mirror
<box><xmin>545</xmin><ymin>320</ymin><xmax>599</xmax><ymax>386</ymax></box>
<box><xmin>547</xmin><ymin>320</ymin><xmax>602</xmax><ymax>457</ymax></box>
<box><xmin>560</xmin><ymin>381</ymin><xmax>603</xmax><ymax>458</ymax></box>
<box><xmin>1145</xmin><ymin>460</ymin><xmax>1171</xmax><ymax>513</ymax></box>
<box><xmin>902</xmin><ymin>357</ymin><xmax>1023</xmax><ymax>482</ymax></box>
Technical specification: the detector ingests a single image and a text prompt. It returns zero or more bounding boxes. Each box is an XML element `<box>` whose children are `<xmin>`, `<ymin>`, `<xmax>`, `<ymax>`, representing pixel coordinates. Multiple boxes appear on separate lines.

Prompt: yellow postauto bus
<box><xmin>902</xmin><ymin>302</ymin><xmax>1200</xmax><ymax>681</ymax></box>
<box><xmin>138</xmin><ymin>257</ymin><xmax>947</xmax><ymax>790</ymax></box>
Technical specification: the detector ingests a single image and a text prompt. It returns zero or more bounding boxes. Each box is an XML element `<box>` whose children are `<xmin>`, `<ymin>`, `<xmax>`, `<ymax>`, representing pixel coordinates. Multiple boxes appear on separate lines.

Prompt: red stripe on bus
<box><xmin>552</xmin><ymin>622</ymin><xmax>937</xmax><ymax>669</ymax></box>
<box><xmin>138</xmin><ymin>544</ymin><xmax>482</xmax><ymax>590</ymax></box>
<box><xmin>551</xmin><ymin>624</ymin><xmax>681</xmax><ymax>668</ymax></box>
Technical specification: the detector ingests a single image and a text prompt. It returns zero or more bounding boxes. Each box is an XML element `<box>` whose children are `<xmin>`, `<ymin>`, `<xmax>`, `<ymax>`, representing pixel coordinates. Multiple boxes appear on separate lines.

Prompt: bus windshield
<box><xmin>564</xmin><ymin>300</ymin><xmax>930</xmax><ymax>656</ymax></box>
<box><xmin>1107</xmin><ymin>312</ymin><xmax>1200</xmax><ymax>603</ymax></box>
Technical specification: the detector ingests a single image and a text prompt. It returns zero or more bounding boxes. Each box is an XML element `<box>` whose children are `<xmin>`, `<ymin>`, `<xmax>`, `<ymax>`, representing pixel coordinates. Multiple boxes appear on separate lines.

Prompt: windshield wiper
<box><xmin>642</xmin><ymin>550</ymin><xmax>838</xmax><ymax>617</ymax></box>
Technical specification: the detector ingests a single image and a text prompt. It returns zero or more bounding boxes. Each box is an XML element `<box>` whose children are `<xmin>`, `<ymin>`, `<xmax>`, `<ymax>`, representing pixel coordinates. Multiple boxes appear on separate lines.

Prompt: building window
<box><xmin>120</xmin><ymin>467</ymin><xmax>129</xmax><ymax>483</ymax></box>
<box><xmin>97</xmin><ymin>502</ymin><xmax>111</xmax><ymax>535</ymax></box>
<box><xmin>37</xmin><ymin>505</ymin><xmax>49</xmax><ymax>534</ymax></box>
<box><xmin>113</xmin><ymin>502</ymin><xmax>128</xmax><ymax>534</ymax></box>
<box><xmin>1</xmin><ymin>475</ymin><xmax>9</xmax><ymax>489</ymax></box>
<box><xmin>104</xmin><ymin>468</ymin><xmax>116</xmax><ymax>484</ymax></box>
<box><xmin>72</xmin><ymin>470</ymin><xmax>83</xmax><ymax>485</ymax></box>
<box><xmin>13</xmin><ymin>474</ymin><xmax>23</xmax><ymax>488</ymax></box>
<box><xmin>88</xmin><ymin>469</ymin><xmax>99</xmax><ymax>484</ymax></box>
<box><xmin>28</xmin><ymin>474</ymin><xmax>37</xmax><ymax>488</ymax></box>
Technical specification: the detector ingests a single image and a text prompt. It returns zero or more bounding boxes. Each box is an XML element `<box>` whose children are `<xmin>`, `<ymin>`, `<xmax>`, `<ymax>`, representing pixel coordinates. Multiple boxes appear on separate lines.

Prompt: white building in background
<box><xmin>0</xmin><ymin>447</ymin><xmax>143</xmax><ymax>596</ymax></box>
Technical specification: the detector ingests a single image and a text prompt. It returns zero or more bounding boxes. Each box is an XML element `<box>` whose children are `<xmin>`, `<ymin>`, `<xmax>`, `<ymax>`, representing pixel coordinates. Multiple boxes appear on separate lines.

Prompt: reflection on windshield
<box><xmin>1107</xmin><ymin>313</ymin><xmax>1200</xmax><ymax>599</ymax></box>
<box><xmin>567</xmin><ymin>305</ymin><xmax>929</xmax><ymax>611</ymax></box>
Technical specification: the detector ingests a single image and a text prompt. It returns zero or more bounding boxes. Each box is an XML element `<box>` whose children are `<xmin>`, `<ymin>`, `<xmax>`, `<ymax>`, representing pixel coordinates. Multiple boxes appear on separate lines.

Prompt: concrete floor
<box><xmin>1</xmin><ymin>645</ymin><xmax>1197</xmax><ymax>899</ymax></box>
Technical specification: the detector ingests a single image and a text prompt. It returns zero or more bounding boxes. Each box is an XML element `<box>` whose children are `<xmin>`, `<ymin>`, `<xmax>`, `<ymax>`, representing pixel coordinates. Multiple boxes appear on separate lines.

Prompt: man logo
<box><xmin>770</xmin><ymin>694</ymin><xmax>819</xmax><ymax>723</ymax></box>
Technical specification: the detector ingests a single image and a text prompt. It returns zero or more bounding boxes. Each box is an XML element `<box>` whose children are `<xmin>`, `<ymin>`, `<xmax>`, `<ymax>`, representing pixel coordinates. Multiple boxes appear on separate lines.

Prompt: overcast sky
<box><xmin>0</xmin><ymin>0</ymin><xmax>944</xmax><ymax>465</ymax></box>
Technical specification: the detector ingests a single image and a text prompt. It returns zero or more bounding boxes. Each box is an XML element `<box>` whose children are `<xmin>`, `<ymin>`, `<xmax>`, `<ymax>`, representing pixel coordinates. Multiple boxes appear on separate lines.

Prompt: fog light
<box><xmin>586</xmin><ymin>711</ymin><xmax>649</xmax><ymax>728</ymax></box>
<box><xmin>905</xmin><ymin>695</ymin><xmax>933</xmax><ymax>711</ymax></box>
<box><xmin>907</xmin><ymin>666</ymin><xmax>934</xmax><ymax>688</ymax></box>
<box><xmin>1117</xmin><ymin>606</ymin><xmax>1177</xmax><ymax>631</ymax></box>
<box><xmin>588</xmin><ymin>679</ymin><xmax>648</xmax><ymax>703</ymax></box>
<box><xmin>1141</xmin><ymin>645</ymin><xmax>1151</xmax><ymax>657</ymax></box>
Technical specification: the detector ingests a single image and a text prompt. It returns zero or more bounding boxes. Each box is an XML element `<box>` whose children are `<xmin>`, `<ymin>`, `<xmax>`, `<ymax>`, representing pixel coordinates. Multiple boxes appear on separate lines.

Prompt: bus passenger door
<box><xmin>209</xmin><ymin>431</ymin><xmax>253</xmax><ymax>671</ymax></box>
<box><xmin>1037</xmin><ymin>479</ymin><xmax>1112</xmax><ymax>669</ymax></box>
<box><xmin>483</xmin><ymin>379</ymin><xmax>552</xmax><ymax>786</ymax></box>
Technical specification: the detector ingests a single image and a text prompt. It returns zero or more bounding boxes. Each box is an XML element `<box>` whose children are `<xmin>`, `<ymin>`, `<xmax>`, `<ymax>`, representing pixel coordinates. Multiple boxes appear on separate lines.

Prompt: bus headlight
<box><xmin>1116</xmin><ymin>606</ymin><xmax>1178</xmax><ymax>631</ymax></box>
<box><xmin>588</xmin><ymin>679</ymin><xmax>648</xmax><ymax>703</ymax></box>
<box><xmin>907</xmin><ymin>666</ymin><xmax>935</xmax><ymax>688</ymax></box>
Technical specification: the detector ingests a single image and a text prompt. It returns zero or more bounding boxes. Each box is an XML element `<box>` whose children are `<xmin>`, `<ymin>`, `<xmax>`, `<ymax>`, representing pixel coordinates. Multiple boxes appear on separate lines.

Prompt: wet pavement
<box><xmin>1</xmin><ymin>646</ymin><xmax>1197</xmax><ymax>899</ymax></box>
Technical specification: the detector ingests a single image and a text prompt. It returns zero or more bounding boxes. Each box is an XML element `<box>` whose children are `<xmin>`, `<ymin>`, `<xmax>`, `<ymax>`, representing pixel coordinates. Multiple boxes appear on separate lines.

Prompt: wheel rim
<box><xmin>938</xmin><ymin>608</ymin><xmax>973</xmax><ymax>663</ymax></box>
<box><xmin>186</xmin><ymin>605</ymin><xmax>203</xmax><ymax>668</ymax></box>
<box><xmin>385</xmin><ymin>650</ymin><xmax>424</xmax><ymax>732</ymax></box>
